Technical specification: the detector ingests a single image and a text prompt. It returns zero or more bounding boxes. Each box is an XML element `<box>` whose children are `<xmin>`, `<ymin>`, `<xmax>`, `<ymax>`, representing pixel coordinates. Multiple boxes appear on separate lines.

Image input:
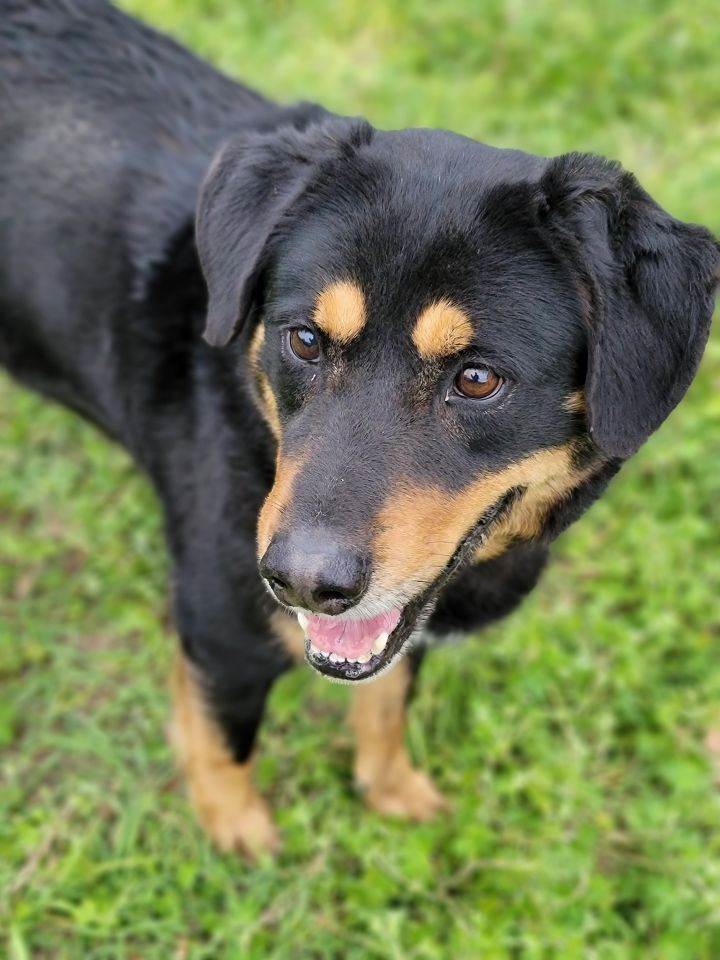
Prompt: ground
<box><xmin>1</xmin><ymin>1</ymin><xmax>720</xmax><ymax>957</ymax></box>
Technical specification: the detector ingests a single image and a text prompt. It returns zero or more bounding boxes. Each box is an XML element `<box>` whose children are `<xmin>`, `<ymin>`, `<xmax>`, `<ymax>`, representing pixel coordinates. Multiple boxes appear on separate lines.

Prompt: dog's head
<box><xmin>196</xmin><ymin>118</ymin><xmax>718</xmax><ymax>681</ymax></box>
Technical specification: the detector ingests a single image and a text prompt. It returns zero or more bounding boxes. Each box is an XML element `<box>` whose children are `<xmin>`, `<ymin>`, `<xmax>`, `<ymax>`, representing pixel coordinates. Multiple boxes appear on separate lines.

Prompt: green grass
<box><xmin>2</xmin><ymin>1</ymin><xmax>720</xmax><ymax>956</ymax></box>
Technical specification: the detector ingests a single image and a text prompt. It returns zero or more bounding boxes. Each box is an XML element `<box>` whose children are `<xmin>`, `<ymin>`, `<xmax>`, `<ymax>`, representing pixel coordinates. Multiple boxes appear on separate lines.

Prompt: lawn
<box><xmin>2</xmin><ymin>1</ymin><xmax>720</xmax><ymax>957</ymax></box>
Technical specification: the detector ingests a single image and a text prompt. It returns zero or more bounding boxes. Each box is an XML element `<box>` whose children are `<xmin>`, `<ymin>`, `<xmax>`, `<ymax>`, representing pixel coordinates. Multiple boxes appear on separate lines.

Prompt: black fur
<box><xmin>539</xmin><ymin>153</ymin><xmax>719</xmax><ymax>457</ymax></box>
<box><xmin>1</xmin><ymin>2</ymin><xmax>717</xmax><ymax>771</ymax></box>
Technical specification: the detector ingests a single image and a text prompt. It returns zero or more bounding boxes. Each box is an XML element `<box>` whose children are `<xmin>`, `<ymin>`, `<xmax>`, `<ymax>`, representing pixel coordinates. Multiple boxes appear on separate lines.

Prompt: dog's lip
<box><xmin>302</xmin><ymin>602</ymin><xmax>424</xmax><ymax>682</ymax></box>
<box><xmin>299</xmin><ymin>485</ymin><xmax>524</xmax><ymax>682</ymax></box>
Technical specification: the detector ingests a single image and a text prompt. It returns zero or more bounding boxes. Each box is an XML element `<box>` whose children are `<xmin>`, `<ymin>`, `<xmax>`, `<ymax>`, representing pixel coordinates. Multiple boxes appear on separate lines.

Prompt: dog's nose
<box><xmin>259</xmin><ymin>530</ymin><xmax>369</xmax><ymax>615</ymax></box>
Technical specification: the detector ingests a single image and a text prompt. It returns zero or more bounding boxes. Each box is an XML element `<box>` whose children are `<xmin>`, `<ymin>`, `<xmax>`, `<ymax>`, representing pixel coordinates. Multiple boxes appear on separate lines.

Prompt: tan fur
<box><xmin>563</xmin><ymin>390</ymin><xmax>586</xmax><ymax>414</ymax></box>
<box><xmin>373</xmin><ymin>445</ymin><xmax>588</xmax><ymax>590</ymax></box>
<box><xmin>247</xmin><ymin>325</ymin><xmax>282</xmax><ymax>440</ymax></box>
<box><xmin>257</xmin><ymin>373</ymin><xmax>282</xmax><ymax>439</ymax></box>
<box><xmin>412</xmin><ymin>298</ymin><xmax>474</xmax><ymax>359</ymax></box>
<box><xmin>313</xmin><ymin>280</ymin><xmax>367</xmax><ymax>343</ymax></box>
<box><xmin>257</xmin><ymin>454</ymin><xmax>303</xmax><ymax>556</ymax></box>
<box><xmin>350</xmin><ymin>659</ymin><xmax>450</xmax><ymax>820</ymax></box>
<box><xmin>271</xmin><ymin>610</ymin><xmax>306</xmax><ymax>661</ymax></box>
<box><xmin>473</xmin><ymin>456</ymin><xmax>597</xmax><ymax>561</ymax></box>
<box><xmin>168</xmin><ymin>653</ymin><xmax>279</xmax><ymax>856</ymax></box>
<box><xmin>248</xmin><ymin>323</ymin><xmax>265</xmax><ymax>369</ymax></box>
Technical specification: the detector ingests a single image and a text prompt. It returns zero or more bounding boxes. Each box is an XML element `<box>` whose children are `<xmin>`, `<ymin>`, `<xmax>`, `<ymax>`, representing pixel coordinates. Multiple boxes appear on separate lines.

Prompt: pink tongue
<box><xmin>306</xmin><ymin>609</ymin><xmax>402</xmax><ymax>658</ymax></box>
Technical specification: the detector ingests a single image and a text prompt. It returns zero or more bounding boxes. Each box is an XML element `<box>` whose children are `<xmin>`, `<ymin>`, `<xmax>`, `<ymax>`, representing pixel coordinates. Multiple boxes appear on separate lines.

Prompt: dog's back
<box><xmin>0</xmin><ymin>0</ymin><xmax>283</xmax><ymax>431</ymax></box>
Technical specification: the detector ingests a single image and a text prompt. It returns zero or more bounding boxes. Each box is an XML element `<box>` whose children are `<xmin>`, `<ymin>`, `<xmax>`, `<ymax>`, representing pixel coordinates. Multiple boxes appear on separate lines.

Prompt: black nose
<box><xmin>259</xmin><ymin>529</ymin><xmax>369</xmax><ymax>615</ymax></box>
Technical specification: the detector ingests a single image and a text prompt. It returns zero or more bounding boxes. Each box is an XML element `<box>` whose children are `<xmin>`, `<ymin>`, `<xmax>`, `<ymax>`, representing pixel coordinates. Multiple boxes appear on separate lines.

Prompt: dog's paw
<box><xmin>361</xmin><ymin>766</ymin><xmax>451</xmax><ymax>822</ymax></box>
<box><xmin>193</xmin><ymin>787</ymin><xmax>280</xmax><ymax>858</ymax></box>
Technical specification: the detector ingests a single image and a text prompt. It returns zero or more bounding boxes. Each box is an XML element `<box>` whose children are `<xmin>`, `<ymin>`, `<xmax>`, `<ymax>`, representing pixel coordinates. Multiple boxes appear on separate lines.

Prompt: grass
<box><xmin>1</xmin><ymin>0</ymin><xmax>720</xmax><ymax>956</ymax></box>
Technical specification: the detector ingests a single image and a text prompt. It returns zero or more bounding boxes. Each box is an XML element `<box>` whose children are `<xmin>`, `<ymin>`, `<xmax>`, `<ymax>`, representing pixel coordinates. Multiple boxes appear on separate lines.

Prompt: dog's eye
<box><xmin>288</xmin><ymin>326</ymin><xmax>320</xmax><ymax>363</ymax></box>
<box><xmin>453</xmin><ymin>364</ymin><xmax>503</xmax><ymax>400</ymax></box>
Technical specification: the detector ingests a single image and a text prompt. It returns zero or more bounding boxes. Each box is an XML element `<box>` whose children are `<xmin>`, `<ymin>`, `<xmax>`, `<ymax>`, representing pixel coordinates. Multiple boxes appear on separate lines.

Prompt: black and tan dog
<box><xmin>1</xmin><ymin>0</ymin><xmax>717</xmax><ymax>855</ymax></box>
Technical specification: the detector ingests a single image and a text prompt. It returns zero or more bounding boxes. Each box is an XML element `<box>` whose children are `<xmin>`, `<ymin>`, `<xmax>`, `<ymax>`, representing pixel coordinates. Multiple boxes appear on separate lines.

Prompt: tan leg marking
<box><xmin>412</xmin><ymin>298</ymin><xmax>474</xmax><ymax>359</ymax></box>
<box><xmin>350</xmin><ymin>658</ymin><xmax>450</xmax><ymax>821</ymax></box>
<box><xmin>169</xmin><ymin>652</ymin><xmax>279</xmax><ymax>856</ymax></box>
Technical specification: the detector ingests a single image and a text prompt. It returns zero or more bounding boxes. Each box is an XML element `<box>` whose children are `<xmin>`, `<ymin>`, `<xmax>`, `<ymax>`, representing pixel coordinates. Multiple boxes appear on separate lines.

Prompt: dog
<box><xmin>1</xmin><ymin>0</ymin><xmax>717</xmax><ymax>856</ymax></box>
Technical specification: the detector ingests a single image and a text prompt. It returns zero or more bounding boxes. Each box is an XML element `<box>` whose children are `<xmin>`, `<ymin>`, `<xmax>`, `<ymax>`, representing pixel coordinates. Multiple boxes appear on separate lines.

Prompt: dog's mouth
<box><xmin>297</xmin><ymin>487</ymin><xmax>523</xmax><ymax>682</ymax></box>
<box><xmin>299</xmin><ymin>607</ymin><xmax>404</xmax><ymax>681</ymax></box>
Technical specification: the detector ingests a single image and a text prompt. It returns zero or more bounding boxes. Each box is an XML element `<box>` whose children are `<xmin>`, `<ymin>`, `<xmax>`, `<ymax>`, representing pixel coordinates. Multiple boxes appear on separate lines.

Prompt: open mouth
<box><xmin>296</xmin><ymin>486</ymin><xmax>523</xmax><ymax>682</ymax></box>
<box><xmin>300</xmin><ymin>607</ymin><xmax>405</xmax><ymax>681</ymax></box>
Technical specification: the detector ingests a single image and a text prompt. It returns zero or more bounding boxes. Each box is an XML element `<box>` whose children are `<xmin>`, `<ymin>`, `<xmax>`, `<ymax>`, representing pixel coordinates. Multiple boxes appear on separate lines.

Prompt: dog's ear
<box><xmin>196</xmin><ymin>117</ymin><xmax>373</xmax><ymax>347</ymax></box>
<box><xmin>540</xmin><ymin>153</ymin><xmax>719</xmax><ymax>458</ymax></box>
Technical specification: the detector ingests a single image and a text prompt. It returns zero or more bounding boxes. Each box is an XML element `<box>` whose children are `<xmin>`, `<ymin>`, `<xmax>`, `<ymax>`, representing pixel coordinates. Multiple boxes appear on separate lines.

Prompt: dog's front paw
<box><xmin>360</xmin><ymin>765</ymin><xmax>451</xmax><ymax>822</ymax></box>
<box><xmin>191</xmin><ymin>778</ymin><xmax>280</xmax><ymax>858</ymax></box>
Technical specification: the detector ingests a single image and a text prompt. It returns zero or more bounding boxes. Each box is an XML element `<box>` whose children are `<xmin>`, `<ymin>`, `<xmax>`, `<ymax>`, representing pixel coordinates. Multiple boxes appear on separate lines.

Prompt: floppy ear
<box><xmin>196</xmin><ymin>117</ymin><xmax>373</xmax><ymax>347</ymax></box>
<box><xmin>540</xmin><ymin>153</ymin><xmax>719</xmax><ymax>458</ymax></box>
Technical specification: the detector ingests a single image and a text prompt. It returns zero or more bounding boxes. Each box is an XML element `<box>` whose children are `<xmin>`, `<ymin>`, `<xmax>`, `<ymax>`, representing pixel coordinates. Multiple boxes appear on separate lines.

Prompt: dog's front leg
<box><xmin>169</xmin><ymin>644</ymin><xmax>286</xmax><ymax>858</ymax></box>
<box><xmin>350</xmin><ymin>650</ymin><xmax>450</xmax><ymax>821</ymax></box>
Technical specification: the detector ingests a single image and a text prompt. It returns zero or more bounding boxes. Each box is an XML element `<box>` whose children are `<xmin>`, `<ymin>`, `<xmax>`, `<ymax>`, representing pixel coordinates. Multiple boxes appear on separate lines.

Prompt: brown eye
<box><xmin>454</xmin><ymin>364</ymin><xmax>503</xmax><ymax>400</ymax></box>
<box><xmin>289</xmin><ymin>326</ymin><xmax>320</xmax><ymax>362</ymax></box>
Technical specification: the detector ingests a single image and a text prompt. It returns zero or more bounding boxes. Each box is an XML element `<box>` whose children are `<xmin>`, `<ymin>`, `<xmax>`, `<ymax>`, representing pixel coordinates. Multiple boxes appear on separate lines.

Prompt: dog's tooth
<box><xmin>329</xmin><ymin>653</ymin><xmax>341</xmax><ymax>663</ymax></box>
<box><xmin>356</xmin><ymin>652</ymin><xmax>371</xmax><ymax>663</ymax></box>
<box><xmin>297</xmin><ymin>612</ymin><xmax>309</xmax><ymax>630</ymax></box>
<box><xmin>371</xmin><ymin>632</ymin><xmax>389</xmax><ymax>655</ymax></box>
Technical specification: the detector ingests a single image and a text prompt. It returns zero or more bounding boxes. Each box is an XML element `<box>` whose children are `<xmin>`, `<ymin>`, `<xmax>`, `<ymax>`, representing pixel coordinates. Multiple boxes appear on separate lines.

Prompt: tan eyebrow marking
<box><xmin>412</xmin><ymin>299</ymin><xmax>474</xmax><ymax>359</ymax></box>
<box><xmin>312</xmin><ymin>281</ymin><xmax>367</xmax><ymax>343</ymax></box>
